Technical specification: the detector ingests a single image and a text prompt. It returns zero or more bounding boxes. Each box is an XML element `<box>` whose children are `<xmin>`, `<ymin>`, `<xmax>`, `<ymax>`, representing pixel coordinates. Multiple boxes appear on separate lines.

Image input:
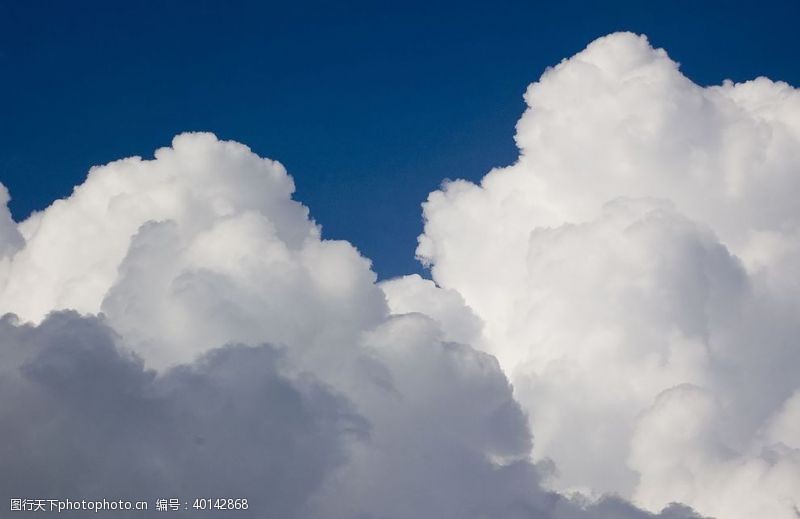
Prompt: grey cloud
<box><xmin>0</xmin><ymin>311</ymin><xmax>365</xmax><ymax>518</ymax></box>
<box><xmin>0</xmin><ymin>311</ymin><xmax>704</xmax><ymax>519</ymax></box>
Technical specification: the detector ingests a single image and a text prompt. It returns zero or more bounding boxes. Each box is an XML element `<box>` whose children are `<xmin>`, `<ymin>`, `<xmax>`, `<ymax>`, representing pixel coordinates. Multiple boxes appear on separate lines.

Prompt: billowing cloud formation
<box><xmin>0</xmin><ymin>132</ymin><xmax>702</xmax><ymax>517</ymax></box>
<box><xmin>415</xmin><ymin>32</ymin><xmax>800</xmax><ymax>519</ymax></box>
<box><xmin>0</xmin><ymin>133</ymin><xmax>383</xmax><ymax>371</ymax></box>
<box><xmin>0</xmin><ymin>312</ymin><xmax>362</xmax><ymax>518</ymax></box>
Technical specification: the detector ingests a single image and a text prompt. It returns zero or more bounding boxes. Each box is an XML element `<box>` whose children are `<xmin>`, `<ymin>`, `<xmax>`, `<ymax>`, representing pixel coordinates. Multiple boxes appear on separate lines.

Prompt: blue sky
<box><xmin>1</xmin><ymin>0</ymin><xmax>797</xmax><ymax>279</ymax></box>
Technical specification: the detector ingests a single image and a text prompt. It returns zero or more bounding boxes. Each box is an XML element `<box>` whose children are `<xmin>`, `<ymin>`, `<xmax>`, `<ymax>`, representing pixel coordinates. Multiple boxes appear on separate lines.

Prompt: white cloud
<box><xmin>380</xmin><ymin>273</ymin><xmax>483</xmax><ymax>345</ymax></box>
<box><xmin>416</xmin><ymin>32</ymin><xmax>800</xmax><ymax>518</ymax></box>
<box><xmin>630</xmin><ymin>385</ymin><xmax>800</xmax><ymax>519</ymax></box>
<box><xmin>0</xmin><ymin>131</ymin><xmax>702</xmax><ymax>518</ymax></box>
<box><xmin>5</xmin><ymin>31</ymin><xmax>795</xmax><ymax>518</ymax></box>
<box><xmin>0</xmin><ymin>133</ymin><xmax>315</xmax><ymax>325</ymax></box>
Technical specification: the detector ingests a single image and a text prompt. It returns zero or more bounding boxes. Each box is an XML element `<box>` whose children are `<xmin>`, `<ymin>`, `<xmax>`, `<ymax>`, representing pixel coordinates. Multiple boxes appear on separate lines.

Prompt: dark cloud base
<box><xmin>0</xmin><ymin>312</ymin><xmax>705</xmax><ymax>519</ymax></box>
<box><xmin>0</xmin><ymin>312</ymin><xmax>364</xmax><ymax>518</ymax></box>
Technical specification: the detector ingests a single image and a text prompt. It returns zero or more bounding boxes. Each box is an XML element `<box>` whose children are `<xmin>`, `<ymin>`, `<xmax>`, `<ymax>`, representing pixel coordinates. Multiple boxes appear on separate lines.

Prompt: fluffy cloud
<box><xmin>0</xmin><ymin>132</ymin><xmax>701</xmax><ymax>518</ymax></box>
<box><xmin>380</xmin><ymin>273</ymin><xmax>484</xmax><ymax>345</ymax></box>
<box><xmin>0</xmin><ymin>313</ymin><xmax>701</xmax><ymax>519</ymax></box>
<box><xmin>416</xmin><ymin>32</ymin><xmax>800</xmax><ymax>519</ymax></box>
<box><xmin>5</xmin><ymin>31</ymin><xmax>792</xmax><ymax>518</ymax></box>
<box><xmin>0</xmin><ymin>312</ymin><xmax>361</xmax><ymax>518</ymax></box>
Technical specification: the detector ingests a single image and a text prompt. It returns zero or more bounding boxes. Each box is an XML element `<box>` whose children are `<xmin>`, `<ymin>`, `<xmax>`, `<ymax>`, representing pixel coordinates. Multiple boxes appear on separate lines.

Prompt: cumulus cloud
<box><xmin>0</xmin><ymin>312</ymin><xmax>701</xmax><ymax>519</ymax></box>
<box><xmin>0</xmin><ymin>312</ymin><xmax>361</xmax><ymax>519</ymax></box>
<box><xmin>0</xmin><ymin>131</ymin><xmax>702</xmax><ymax>518</ymax></box>
<box><xmin>416</xmin><ymin>32</ymin><xmax>800</xmax><ymax>519</ymax></box>
<box><xmin>5</xmin><ymin>31</ymin><xmax>794</xmax><ymax>519</ymax></box>
<box><xmin>380</xmin><ymin>273</ymin><xmax>484</xmax><ymax>345</ymax></box>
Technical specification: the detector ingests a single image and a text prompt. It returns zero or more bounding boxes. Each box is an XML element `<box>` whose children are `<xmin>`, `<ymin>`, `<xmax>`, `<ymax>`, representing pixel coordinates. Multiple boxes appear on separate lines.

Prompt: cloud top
<box><xmin>417</xmin><ymin>32</ymin><xmax>800</xmax><ymax>519</ymax></box>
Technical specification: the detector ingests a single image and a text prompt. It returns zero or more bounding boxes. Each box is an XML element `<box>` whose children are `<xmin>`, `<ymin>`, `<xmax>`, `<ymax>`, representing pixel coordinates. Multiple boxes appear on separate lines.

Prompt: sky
<box><xmin>1</xmin><ymin>3</ymin><xmax>800</xmax><ymax>519</ymax></box>
<box><xmin>2</xmin><ymin>0</ymin><xmax>799</xmax><ymax>279</ymax></box>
